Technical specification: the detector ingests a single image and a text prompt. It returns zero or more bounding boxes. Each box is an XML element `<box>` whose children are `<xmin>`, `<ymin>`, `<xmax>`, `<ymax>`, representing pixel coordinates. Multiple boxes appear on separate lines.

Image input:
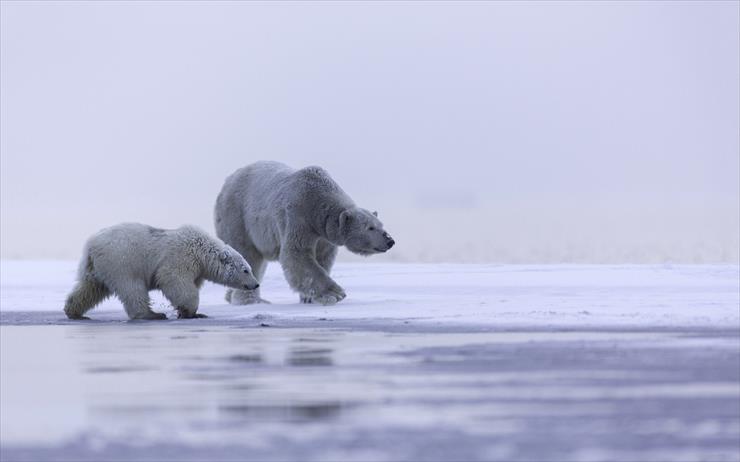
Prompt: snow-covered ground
<box><xmin>1</xmin><ymin>261</ymin><xmax>739</xmax><ymax>461</ymax></box>
<box><xmin>2</xmin><ymin>261</ymin><xmax>739</xmax><ymax>328</ymax></box>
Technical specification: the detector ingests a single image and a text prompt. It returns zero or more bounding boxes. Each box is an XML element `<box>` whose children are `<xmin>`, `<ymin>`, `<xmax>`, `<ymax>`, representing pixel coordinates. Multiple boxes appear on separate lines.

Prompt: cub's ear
<box><xmin>219</xmin><ymin>250</ymin><xmax>229</xmax><ymax>262</ymax></box>
<box><xmin>372</xmin><ymin>211</ymin><xmax>378</xmax><ymax>217</ymax></box>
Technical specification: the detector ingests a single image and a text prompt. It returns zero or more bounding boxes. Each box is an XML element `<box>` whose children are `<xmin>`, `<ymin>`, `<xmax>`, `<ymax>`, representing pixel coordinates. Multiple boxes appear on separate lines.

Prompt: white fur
<box><xmin>63</xmin><ymin>223</ymin><xmax>258</xmax><ymax>320</ymax></box>
<box><xmin>214</xmin><ymin>161</ymin><xmax>395</xmax><ymax>305</ymax></box>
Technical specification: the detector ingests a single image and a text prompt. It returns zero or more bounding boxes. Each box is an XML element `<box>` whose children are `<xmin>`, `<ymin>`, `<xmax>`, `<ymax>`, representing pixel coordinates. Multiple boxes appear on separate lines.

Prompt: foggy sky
<box><xmin>1</xmin><ymin>1</ymin><xmax>738</xmax><ymax>262</ymax></box>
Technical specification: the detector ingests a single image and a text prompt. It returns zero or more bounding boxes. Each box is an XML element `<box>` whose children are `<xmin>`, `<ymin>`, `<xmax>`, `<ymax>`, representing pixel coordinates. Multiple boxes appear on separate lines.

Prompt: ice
<box><xmin>1</xmin><ymin>261</ymin><xmax>738</xmax><ymax>461</ymax></box>
<box><xmin>1</xmin><ymin>261</ymin><xmax>738</xmax><ymax>328</ymax></box>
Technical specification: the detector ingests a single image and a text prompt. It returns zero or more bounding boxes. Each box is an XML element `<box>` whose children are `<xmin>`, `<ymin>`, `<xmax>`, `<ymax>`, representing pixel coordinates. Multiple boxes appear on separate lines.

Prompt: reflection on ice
<box><xmin>228</xmin><ymin>354</ymin><xmax>263</xmax><ymax>363</ymax></box>
<box><xmin>1</xmin><ymin>325</ymin><xmax>738</xmax><ymax>461</ymax></box>
<box><xmin>287</xmin><ymin>347</ymin><xmax>334</xmax><ymax>367</ymax></box>
<box><xmin>219</xmin><ymin>402</ymin><xmax>344</xmax><ymax>422</ymax></box>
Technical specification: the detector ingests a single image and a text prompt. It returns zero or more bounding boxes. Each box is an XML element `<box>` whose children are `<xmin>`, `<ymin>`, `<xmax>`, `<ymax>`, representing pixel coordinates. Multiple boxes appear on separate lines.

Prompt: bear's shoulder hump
<box><xmin>296</xmin><ymin>165</ymin><xmax>330</xmax><ymax>178</ymax></box>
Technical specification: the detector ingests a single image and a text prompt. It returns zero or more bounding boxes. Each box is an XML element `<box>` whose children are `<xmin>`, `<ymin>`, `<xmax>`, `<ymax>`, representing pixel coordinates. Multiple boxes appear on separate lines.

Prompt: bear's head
<box><xmin>339</xmin><ymin>208</ymin><xmax>395</xmax><ymax>256</ymax></box>
<box><xmin>216</xmin><ymin>245</ymin><xmax>260</xmax><ymax>291</ymax></box>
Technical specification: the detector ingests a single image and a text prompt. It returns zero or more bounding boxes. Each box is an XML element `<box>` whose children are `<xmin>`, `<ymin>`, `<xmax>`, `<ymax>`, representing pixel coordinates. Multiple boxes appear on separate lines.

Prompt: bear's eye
<box><xmin>243</xmin><ymin>269</ymin><xmax>249</xmax><ymax>274</ymax></box>
<box><xmin>368</xmin><ymin>226</ymin><xmax>375</xmax><ymax>231</ymax></box>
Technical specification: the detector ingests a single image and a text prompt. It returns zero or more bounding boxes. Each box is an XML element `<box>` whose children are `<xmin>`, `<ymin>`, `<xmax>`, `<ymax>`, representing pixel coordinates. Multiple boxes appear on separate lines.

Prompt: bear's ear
<box><xmin>219</xmin><ymin>250</ymin><xmax>229</xmax><ymax>262</ymax></box>
<box><xmin>372</xmin><ymin>211</ymin><xmax>378</xmax><ymax>217</ymax></box>
<box><xmin>338</xmin><ymin>209</ymin><xmax>352</xmax><ymax>238</ymax></box>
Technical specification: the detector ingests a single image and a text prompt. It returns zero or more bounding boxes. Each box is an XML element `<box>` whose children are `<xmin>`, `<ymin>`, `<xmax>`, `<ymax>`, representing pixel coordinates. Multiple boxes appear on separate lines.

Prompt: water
<box><xmin>1</xmin><ymin>323</ymin><xmax>738</xmax><ymax>461</ymax></box>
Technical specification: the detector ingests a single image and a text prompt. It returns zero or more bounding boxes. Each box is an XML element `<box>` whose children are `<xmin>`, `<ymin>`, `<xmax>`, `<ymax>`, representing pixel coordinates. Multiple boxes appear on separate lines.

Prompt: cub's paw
<box><xmin>177</xmin><ymin>310</ymin><xmax>208</xmax><ymax>319</ymax></box>
<box><xmin>132</xmin><ymin>311</ymin><xmax>168</xmax><ymax>321</ymax></box>
<box><xmin>67</xmin><ymin>315</ymin><xmax>91</xmax><ymax>321</ymax></box>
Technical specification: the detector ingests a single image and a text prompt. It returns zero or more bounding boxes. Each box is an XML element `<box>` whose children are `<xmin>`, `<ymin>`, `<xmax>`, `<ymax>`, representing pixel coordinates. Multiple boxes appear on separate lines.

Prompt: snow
<box><xmin>1</xmin><ymin>261</ymin><xmax>739</xmax><ymax>461</ymax></box>
<box><xmin>1</xmin><ymin>260</ymin><xmax>738</xmax><ymax>328</ymax></box>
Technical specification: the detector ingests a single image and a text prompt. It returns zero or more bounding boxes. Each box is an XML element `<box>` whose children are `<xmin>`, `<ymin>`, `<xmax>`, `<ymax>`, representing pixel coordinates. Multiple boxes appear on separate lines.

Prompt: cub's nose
<box><xmin>244</xmin><ymin>283</ymin><xmax>260</xmax><ymax>290</ymax></box>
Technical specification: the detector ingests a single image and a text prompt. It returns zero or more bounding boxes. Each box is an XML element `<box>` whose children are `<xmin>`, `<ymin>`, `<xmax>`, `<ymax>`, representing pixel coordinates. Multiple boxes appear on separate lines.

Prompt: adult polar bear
<box><xmin>215</xmin><ymin>161</ymin><xmax>395</xmax><ymax>305</ymax></box>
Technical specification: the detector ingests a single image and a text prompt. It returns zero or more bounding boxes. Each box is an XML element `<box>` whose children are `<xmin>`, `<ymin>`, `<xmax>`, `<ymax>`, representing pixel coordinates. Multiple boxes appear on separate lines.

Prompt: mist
<box><xmin>1</xmin><ymin>1</ymin><xmax>738</xmax><ymax>262</ymax></box>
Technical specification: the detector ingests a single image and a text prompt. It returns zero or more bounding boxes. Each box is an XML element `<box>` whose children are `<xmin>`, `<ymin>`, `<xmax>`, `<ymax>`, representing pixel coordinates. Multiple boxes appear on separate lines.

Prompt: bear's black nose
<box><xmin>387</xmin><ymin>239</ymin><xmax>395</xmax><ymax>249</ymax></box>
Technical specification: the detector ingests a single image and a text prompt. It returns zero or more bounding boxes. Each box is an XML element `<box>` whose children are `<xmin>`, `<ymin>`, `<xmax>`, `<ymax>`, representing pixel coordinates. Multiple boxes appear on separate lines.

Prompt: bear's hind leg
<box><xmin>114</xmin><ymin>280</ymin><xmax>166</xmax><ymax>320</ymax></box>
<box><xmin>64</xmin><ymin>278</ymin><xmax>110</xmax><ymax>320</ymax></box>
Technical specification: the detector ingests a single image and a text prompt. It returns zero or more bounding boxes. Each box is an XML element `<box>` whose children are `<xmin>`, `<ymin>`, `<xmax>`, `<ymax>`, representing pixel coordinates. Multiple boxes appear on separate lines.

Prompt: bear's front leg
<box><xmin>280</xmin><ymin>244</ymin><xmax>346</xmax><ymax>306</ymax></box>
<box><xmin>115</xmin><ymin>280</ymin><xmax>167</xmax><ymax>320</ymax></box>
<box><xmin>159</xmin><ymin>279</ymin><xmax>206</xmax><ymax>319</ymax></box>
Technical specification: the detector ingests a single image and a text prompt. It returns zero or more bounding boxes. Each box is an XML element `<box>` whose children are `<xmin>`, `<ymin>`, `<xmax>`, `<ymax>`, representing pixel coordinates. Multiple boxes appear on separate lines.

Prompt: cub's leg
<box><xmin>64</xmin><ymin>277</ymin><xmax>110</xmax><ymax>320</ymax></box>
<box><xmin>113</xmin><ymin>280</ymin><xmax>167</xmax><ymax>320</ymax></box>
<box><xmin>159</xmin><ymin>280</ymin><xmax>205</xmax><ymax>319</ymax></box>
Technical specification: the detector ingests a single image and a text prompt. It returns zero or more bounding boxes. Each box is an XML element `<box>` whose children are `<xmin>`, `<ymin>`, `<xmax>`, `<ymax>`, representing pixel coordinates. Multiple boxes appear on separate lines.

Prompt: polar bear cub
<box><xmin>63</xmin><ymin>223</ymin><xmax>259</xmax><ymax>320</ymax></box>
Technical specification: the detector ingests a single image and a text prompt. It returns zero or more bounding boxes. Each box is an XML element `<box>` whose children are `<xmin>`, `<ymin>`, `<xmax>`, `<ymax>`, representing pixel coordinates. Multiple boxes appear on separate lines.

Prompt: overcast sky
<box><xmin>1</xmin><ymin>1</ymin><xmax>738</xmax><ymax>262</ymax></box>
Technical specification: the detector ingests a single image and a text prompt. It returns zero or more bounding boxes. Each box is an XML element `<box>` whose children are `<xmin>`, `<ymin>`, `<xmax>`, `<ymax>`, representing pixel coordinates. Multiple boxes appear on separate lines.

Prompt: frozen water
<box><xmin>1</xmin><ymin>261</ymin><xmax>738</xmax><ymax>461</ymax></box>
<box><xmin>1</xmin><ymin>261</ymin><xmax>738</xmax><ymax>328</ymax></box>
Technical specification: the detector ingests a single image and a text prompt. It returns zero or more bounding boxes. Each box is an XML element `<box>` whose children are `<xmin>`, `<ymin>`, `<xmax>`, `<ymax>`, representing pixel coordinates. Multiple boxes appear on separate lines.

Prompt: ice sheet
<box><xmin>1</xmin><ymin>261</ymin><xmax>738</xmax><ymax>328</ymax></box>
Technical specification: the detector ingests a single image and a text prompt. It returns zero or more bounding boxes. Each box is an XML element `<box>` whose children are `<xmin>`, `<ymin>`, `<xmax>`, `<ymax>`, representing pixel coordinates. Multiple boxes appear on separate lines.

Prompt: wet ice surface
<box><xmin>3</xmin><ymin>261</ymin><xmax>739</xmax><ymax>328</ymax></box>
<box><xmin>1</xmin><ymin>262</ymin><xmax>739</xmax><ymax>461</ymax></box>
<box><xmin>2</xmin><ymin>325</ymin><xmax>739</xmax><ymax>462</ymax></box>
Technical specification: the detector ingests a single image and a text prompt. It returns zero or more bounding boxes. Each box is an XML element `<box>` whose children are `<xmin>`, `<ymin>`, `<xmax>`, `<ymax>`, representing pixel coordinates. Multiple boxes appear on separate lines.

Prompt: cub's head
<box><xmin>339</xmin><ymin>208</ymin><xmax>395</xmax><ymax>256</ymax></box>
<box><xmin>217</xmin><ymin>245</ymin><xmax>260</xmax><ymax>290</ymax></box>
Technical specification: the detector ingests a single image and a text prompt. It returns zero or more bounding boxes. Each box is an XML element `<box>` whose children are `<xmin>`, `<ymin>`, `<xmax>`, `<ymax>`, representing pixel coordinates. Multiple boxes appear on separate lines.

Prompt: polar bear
<box><xmin>214</xmin><ymin>161</ymin><xmax>395</xmax><ymax>306</ymax></box>
<box><xmin>63</xmin><ymin>223</ymin><xmax>259</xmax><ymax>320</ymax></box>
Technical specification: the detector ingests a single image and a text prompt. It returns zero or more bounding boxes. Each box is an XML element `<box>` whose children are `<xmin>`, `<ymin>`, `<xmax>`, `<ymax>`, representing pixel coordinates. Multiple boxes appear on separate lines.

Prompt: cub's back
<box><xmin>86</xmin><ymin>223</ymin><xmax>165</xmax><ymax>275</ymax></box>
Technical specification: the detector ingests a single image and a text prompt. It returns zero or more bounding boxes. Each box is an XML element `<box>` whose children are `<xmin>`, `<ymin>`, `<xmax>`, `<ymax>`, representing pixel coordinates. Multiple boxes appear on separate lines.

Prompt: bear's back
<box><xmin>85</xmin><ymin>223</ymin><xmax>168</xmax><ymax>280</ymax></box>
<box><xmin>290</xmin><ymin>166</ymin><xmax>343</xmax><ymax>196</ymax></box>
<box><xmin>89</xmin><ymin>223</ymin><xmax>159</xmax><ymax>248</ymax></box>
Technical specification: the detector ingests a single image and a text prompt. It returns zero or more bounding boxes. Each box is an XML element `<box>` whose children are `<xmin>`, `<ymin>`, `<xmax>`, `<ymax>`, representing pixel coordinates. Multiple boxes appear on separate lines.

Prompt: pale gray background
<box><xmin>1</xmin><ymin>1</ymin><xmax>738</xmax><ymax>262</ymax></box>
